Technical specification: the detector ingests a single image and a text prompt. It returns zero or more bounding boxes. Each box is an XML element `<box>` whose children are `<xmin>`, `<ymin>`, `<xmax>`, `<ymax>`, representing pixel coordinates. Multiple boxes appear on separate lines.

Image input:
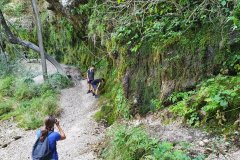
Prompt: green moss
<box><xmin>94</xmin><ymin>105</ymin><xmax>116</xmax><ymax>126</ymax></box>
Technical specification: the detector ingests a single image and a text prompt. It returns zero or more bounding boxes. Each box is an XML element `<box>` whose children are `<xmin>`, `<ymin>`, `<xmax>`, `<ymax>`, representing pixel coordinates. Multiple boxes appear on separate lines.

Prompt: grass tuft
<box><xmin>0</xmin><ymin>75</ymin><xmax>63</xmax><ymax>130</ymax></box>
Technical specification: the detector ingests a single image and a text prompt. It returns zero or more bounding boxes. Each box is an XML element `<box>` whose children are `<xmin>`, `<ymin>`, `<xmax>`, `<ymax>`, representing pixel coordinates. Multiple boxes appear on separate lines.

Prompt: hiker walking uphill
<box><xmin>91</xmin><ymin>78</ymin><xmax>105</xmax><ymax>98</ymax></box>
<box><xmin>32</xmin><ymin>116</ymin><xmax>66</xmax><ymax>160</ymax></box>
<box><xmin>87</xmin><ymin>66</ymin><xmax>95</xmax><ymax>94</ymax></box>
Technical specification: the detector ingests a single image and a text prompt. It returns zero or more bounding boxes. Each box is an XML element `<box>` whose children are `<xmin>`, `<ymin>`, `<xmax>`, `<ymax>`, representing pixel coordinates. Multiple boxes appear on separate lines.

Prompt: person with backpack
<box><xmin>87</xmin><ymin>66</ymin><xmax>95</xmax><ymax>94</ymax></box>
<box><xmin>91</xmin><ymin>78</ymin><xmax>105</xmax><ymax>98</ymax></box>
<box><xmin>32</xmin><ymin>116</ymin><xmax>66</xmax><ymax>160</ymax></box>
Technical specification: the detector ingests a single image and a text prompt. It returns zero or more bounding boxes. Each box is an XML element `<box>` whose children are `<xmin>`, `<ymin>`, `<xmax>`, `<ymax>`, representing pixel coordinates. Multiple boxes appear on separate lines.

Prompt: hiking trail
<box><xmin>0</xmin><ymin>62</ymin><xmax>105</xmax><ymax>160</ymax></box>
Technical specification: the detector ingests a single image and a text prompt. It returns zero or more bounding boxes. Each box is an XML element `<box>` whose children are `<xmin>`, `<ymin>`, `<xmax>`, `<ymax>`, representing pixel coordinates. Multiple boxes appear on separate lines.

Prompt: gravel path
<box><xmin>57</xmin><ymin>80</ymin><xmax>105</xmax><ymax>160</ymax></box>
<box><xmin>0</xmin><ymin>80</ymin><xmax>105</xmax><ymax>160</ymax></box>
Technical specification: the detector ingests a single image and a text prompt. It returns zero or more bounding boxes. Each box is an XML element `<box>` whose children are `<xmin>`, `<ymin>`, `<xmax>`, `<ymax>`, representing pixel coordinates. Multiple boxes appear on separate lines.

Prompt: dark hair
<box><xmin>40</xmin><ymin>116</ymin><xmax>55</xmax><ymax>141</ymax></box>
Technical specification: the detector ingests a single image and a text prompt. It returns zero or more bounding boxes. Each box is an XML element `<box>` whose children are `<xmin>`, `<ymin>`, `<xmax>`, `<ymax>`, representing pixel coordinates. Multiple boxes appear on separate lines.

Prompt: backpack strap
<box><xmin>47</xmin><ymin>131</ymin><xmax>53</xmax><ymax>137</ymax></box>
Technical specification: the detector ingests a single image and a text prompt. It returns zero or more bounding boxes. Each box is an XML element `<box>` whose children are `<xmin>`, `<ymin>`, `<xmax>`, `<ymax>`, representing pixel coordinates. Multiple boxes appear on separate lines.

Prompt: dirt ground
<box><xmin>1</xmin><ymin>61</ymin><xmax>240</xmax><ymax>160</ymax></box>
<box><xmin>0</xmin><ymin>61</ymin><xmax>105</xmax><ymax>160</ymax></box>
<box><xmin>0</xmin><ymin>80</ymin><xmax>105</xmax><ymax>160</ymax></box>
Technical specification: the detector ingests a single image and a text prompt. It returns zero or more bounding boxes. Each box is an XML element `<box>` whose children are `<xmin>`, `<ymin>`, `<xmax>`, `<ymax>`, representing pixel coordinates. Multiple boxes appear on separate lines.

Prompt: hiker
<box><xmin>87</xmin><ymin>66</ymin><xmax>95</xmax><ymax>93</ymax></box>
<box><xmin>91</xmin><ymin>78</ymin><xmax>105</xmax><ymax>98</ymax></box>
<box><xmin>34</xmin><ymin>116</ymin><xmax>66</xmax><ymax>160</ymax></box>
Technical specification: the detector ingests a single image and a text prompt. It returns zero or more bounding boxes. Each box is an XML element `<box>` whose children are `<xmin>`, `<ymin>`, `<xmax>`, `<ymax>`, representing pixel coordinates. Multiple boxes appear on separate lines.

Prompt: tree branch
<box><xmin>0</xmin><ymin>9</ymin><xmax>65</xmax><ymax>75</ymax></box>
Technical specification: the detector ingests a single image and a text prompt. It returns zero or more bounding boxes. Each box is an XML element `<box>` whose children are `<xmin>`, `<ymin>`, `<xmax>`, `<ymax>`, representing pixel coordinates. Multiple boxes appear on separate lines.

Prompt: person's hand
<box><xmin>55</xmin><ymin>118</ymin><xmax>60</xmax><ymax>126</ymax></box>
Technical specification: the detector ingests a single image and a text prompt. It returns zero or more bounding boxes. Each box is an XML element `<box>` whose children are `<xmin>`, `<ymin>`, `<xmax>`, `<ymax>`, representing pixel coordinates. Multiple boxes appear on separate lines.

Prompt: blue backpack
<box><xmin>32</xmin><ymin>131</ymin><xmax>52</xmax><ymax>160</ymax></box>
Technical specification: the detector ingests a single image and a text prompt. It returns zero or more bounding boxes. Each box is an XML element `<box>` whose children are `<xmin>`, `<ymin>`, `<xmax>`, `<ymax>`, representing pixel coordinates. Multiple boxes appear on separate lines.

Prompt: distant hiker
<box><xmin>87</xmin><ymin>66</ymin><xmax>95</xmax><ymax>93</ymax></box>
<box><xmin>23</xmin><ymin>51</ymin><xmax>30</xmax><ymax>62</ymax></box>
<box><xmin>32</xmin><ymin>116</ymin><xmax>66</xmax><ymax>160</ymax></box>
<box><xmin>66</xmin><ymin>71</ymin><xmax>72</xmax><ymax>79</ymax></box>
<box><xmin>24</xmin><ymin>51</ymin><xmax>28</xmax><ymax>59</ymax></box>
<box><xmin>91</xmin><ymin>78</ymin><xmax>105</xmax><ymax>98</ymax></box>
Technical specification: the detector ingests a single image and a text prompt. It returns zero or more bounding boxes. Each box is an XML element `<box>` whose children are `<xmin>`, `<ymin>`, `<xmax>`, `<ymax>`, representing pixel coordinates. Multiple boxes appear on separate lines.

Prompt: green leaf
<box><xmin>221</xmin><ymin>0</ymin><xmax>226</xmax><ymax>6</ymax></box>
<box><xmin>220</xmin><ymin>100</ymin><xmax>228</xmax><ymax>108</ymax></box>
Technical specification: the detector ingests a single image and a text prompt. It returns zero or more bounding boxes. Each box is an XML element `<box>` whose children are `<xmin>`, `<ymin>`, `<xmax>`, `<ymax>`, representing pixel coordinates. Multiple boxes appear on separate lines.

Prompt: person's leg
<box><xmin>95</xmin><ymin>88</ymin><xmax>99</xmax><ymax>96</ymax></box>
<box><xmin>95</xmin><ymin>89</ymin><xmax>99</xmax><ymax>98</ymax></box>
<box><xmin>87</xmin><ymin>80</ymin><xmax>93</xmax><ymax>93</ymax></box>
<box><xmin>87</xmin><ymin>83</ymin><xmax>91</xmax><ymax>93</ymax></box>
<box><xmin>88</xmin><ymin>83</ymin><xmax>91</xmax><ymax>91</ymax></box>
<box><xmin>92</xmin><ymin>85</ymin><xmax>97</xmax><ymax>96</ymax></box>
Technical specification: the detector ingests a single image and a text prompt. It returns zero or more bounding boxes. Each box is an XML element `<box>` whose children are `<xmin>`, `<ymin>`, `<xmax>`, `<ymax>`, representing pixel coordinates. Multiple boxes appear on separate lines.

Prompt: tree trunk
<box><xmin>0</xmin><ymin>9</ymin><xmax>65</xmax><ymax>75</ymax></box>
<box><xmin>32</xmin><ymin>0</ymin><xmax>48</xmax><ymax>80</ymax></box>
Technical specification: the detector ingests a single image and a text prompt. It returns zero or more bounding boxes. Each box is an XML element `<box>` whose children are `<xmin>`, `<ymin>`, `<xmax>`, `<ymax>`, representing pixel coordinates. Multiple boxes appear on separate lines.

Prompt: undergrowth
<box><xmin>169</xmin><ymin>75</ymin><xmax>240</xmax><ymax>134</ymax></box>
<box><xmin>101</xmin><ymin>124</ymin><xmax>205</xmax><ymax>160</ymax></box>
<box><xmin>94</xmin><ymin>77</ymin><xmax>131</xmax><ymax>126</ymax></box>
<box><xmin>0</xmin><ymin>73</ymin><xmax>71</xmax><ymax>129</ymax></box>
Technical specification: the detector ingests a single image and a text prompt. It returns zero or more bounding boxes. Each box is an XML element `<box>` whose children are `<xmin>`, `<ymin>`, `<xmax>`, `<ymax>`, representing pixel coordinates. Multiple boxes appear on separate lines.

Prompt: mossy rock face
<box><xmin>4</xmin><ymin>0</ymin><xmax>238</xmax><ymax>125</ymax></box>
<box><xmin>94</xmin><ymin>105</ymin><xmax>116</xmax><ymax>126</ymax></box>
<box><xmin>112</xmin><ymin>27</ymin><xmax>226</xmax><ymax>116</ymax></box>
<box><xmin>94</xmin><ymin>26</ymin><xmax>236</xmax><ymax>119</ymax></box>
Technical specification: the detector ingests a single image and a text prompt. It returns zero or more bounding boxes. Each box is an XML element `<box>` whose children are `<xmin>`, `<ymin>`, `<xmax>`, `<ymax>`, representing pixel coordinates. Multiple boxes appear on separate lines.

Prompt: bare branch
<box><xmin>0</xmin><ymin>9</ymin><xmax>65</xmax><ymax>75</ymax></box>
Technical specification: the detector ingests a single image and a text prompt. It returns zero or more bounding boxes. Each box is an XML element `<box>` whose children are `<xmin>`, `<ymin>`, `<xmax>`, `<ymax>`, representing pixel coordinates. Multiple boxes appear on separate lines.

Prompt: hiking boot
<box><xmin>92</xmin><ymin>93</ymin><xmax>96</xmax><ymax>96</ymax></box>
<box><xmin>87</xmin><ymin>90</ymin><xmax>91</xmax><ymax>94</ymax></box>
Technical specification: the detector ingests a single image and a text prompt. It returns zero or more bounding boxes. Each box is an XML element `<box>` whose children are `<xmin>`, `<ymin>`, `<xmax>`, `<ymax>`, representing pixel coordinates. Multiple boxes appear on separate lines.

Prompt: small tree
<box><xmin>31</xmin><ymin>0</ymin><xmax>48</xmax><ymax>80</ymax></box>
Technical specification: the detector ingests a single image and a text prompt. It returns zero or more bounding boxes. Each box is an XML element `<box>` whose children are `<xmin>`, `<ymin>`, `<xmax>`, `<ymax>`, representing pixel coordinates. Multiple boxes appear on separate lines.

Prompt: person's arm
<box><xmin>97</xmin><ymin>82</ymin><xmax>101</xmax><ymax>89</ymax></box>
<box><xmin>55</xmin><ymin>119</ymin><xmax>66</xmax><ymax>140</ymax></box>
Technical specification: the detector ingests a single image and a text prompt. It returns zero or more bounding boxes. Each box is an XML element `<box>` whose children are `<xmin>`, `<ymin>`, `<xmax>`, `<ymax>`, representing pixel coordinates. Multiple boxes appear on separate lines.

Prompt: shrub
<box><xmin>0</xmin><ymin>100</ymin><xmax>13</xmax><ymax>116</ymax></box>
<box><xmin>101</xmin><ymin>125</ymin><xmax>202</xmax><ymax>160</ymax></box>
<box><xmin>95</xmin><ymin>83</ymin><xmax>131</xmax><ymax>126</ymax></box>
<box><xmin>0</xmin><ymin>76</ymin><xmax>15</xmax><ymax>96</ymax></box>
<box><xmin>94</xmin><ymin>104</ymin><xmax>116</xmax><ymax>126</ymax></box>
<box><xmin>0</xmin><ymin>75</ymin><xmax>60</xmax><ymax>129</ymax></box>
<box><xmin>18</xmin><ymin>111</ymin><xmax>43</xmax><ymax>129</ymax></box>
<box><xmin>150</xmin><ymin>99</ymin><xmax>163</xmax><ymax>111</ymax></box>
<box><xmin>170</xmin><ymin>75</ymin><xmax>240</xmax><ymax>127</ymax></box>
<box><xmin>14</xmin><ymin>80</ymin><xmax>39</xmax><ymax>100</ymax></box>
<box><xmin>3</xmin><ymin>2</ymin><xmax>27</xmax><ymax>17</ymax></box>
<box><xmin>0</xmin><ymin>58</ymin><xmax>10</xmax><ymax>77</ymax></box>
<box><xmin>47</xmin><ymin>73</ymin><xmax>72</xmax><ymax>89</ymax></box>
<box><xmin>10</xmin><ymin>91</ymin><xmax>59</xmax><ymax>129</ymax></box>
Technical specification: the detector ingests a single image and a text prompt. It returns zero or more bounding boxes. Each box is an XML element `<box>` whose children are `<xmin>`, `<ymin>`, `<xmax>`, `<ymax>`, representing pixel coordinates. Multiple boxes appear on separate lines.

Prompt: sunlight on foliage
<box><xmin>102</xmin><ymin>124</ymin><xmax>204</xmax><ymax>160</ymax></box>
<box><xmin>170</xmin><ymin>75</ymin><xmax>240</xmax><ymax>129</ymax></box>
<box><xmin>0</xmin><ymin>74</ymin><xmax>65</xmax><ymax>129</ymax></box>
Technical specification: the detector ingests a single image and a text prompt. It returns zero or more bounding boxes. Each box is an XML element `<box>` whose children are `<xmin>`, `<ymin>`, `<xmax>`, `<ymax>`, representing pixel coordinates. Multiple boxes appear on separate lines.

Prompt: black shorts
<box><xmin>87</xmin><ymin>79</ymin><xmax>93</xmax><ymax>84</ymax></box>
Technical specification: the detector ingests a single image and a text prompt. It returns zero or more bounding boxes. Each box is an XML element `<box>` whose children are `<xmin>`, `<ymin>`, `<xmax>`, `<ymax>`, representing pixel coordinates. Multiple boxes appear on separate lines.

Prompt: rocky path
<box><xmin>0</xmin><ymin>80</ymin><xmax>105</xmax><ymax>160</ymax></box>
<box><xmin>57</xmin><ymin>80</ymin><xmax>105</xmax><ymax>160</ymax></box>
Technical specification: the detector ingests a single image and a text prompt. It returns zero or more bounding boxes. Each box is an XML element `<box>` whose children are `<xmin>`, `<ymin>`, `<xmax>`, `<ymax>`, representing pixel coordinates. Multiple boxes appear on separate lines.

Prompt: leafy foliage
<box><xmin>47</xmin><ymin>73</ymin><xmax>72</xmax><ymax>89</ymax></box>
<box><xmin>0</xmin><ymin>100</ymin><xmax>13</xmax><ymax>116</ymax></box>
<box><xmin>84</xmin><ymin>0</ymin><xmax>240</xmax><ymax>120</ymax></box>
<box><xmin>88</xmin><ymin>0</ymin><xmax>237</xmax><ymax>54</ymax></box>
<box><xmin>150</xmin><ymin>99</ymin><xmax>163</xmax><ymax>111</ymax></box>
<box><xmin>229</xmin><ymin>2</ymin><xmax>240</xmax><ymax>30</ymax></box>
<box><xmin>170</xmin><ymin>75</ymin><xmax>240</xmax><ymax>129</ymax></box>
<box><xmin>101</xmin><ymin>124</ymin><xmax>203</xmax><ymax>160</ymax></box>
<box><xmin>0</xmin><ymin>75</ymin><xmax>63</xmax><ymax>129</ymax></box>
<box><xmin>0</xmin><ymin>0</ymin><xmax>10</xmax><ymax>9</ymax></box>
<box><xmin>95</xmin><ymin>79</ymin><xmax>131</xmax><ymax>126</ymax></box>
<box><xmin>3</xmin><ymin>1</ymin><xmax>28</xmax><ymax>17</ymax></box>
<box><xmin>0</xmin><ymin>76</ymin><xmax>15</xmax><ymax>96</ymax></box>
